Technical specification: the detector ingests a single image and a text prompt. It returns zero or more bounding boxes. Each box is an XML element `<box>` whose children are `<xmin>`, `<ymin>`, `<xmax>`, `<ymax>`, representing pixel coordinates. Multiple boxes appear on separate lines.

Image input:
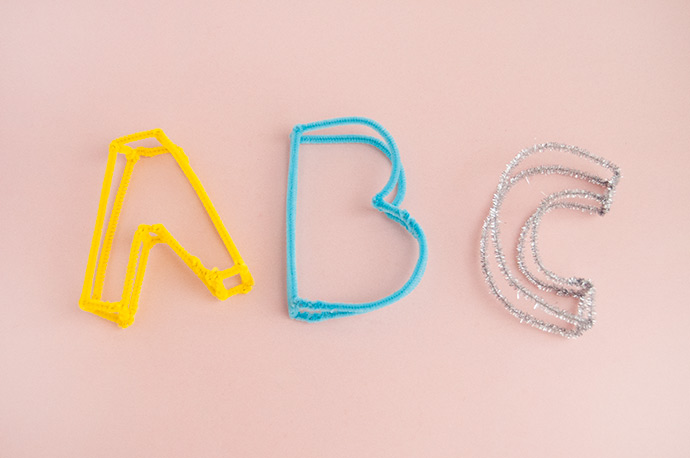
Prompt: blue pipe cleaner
<box><xmin>286</xmin><ymin>117</ymin><xmax>428</xmax><ymax>322</ymax></box>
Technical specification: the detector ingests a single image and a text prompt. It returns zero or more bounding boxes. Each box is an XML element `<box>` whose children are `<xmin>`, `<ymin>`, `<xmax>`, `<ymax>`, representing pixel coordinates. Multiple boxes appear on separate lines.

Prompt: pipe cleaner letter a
<box><xmin>79</xmin><ymin>129</ymin><xmax>253</xmax><ymax>327</ymax></box>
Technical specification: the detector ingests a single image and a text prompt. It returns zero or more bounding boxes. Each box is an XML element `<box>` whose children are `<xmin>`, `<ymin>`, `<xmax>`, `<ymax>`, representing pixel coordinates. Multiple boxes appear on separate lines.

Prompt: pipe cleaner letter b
<box><xmin>286</xmin><ymin>117</ymin><xmax>428</xmax><ymax>321</ymax></box>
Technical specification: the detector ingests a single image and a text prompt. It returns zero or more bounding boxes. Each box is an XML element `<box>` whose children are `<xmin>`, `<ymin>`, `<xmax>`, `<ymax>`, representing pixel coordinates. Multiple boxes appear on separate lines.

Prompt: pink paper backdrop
<box><xmin>2</xmin><ymin>1</ymin><xmax>689</xmax><ymax>456</ymax></box>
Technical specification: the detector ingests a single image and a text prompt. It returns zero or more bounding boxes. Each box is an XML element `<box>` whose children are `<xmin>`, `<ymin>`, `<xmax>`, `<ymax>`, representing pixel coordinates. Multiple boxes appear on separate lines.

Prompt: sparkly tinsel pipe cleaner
<box><xmin>480</xmin><ymin>143</ymin><xmax>621</xmax><ymax>338</ymax></box>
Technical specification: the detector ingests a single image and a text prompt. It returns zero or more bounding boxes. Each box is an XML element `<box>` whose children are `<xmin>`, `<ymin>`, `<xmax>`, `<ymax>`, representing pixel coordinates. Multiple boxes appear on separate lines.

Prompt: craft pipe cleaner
<box><xmin>286</xmin><ymin>117</ymin><xmax>428</xmax><ymax>322</ymax></box>
<box><xmin>480</xmin><ymin>143</ymin><xmax>621</xmax><ymax>338</ymax></box>
<box><xmin>79</xmin><ymin>129</ymin><xmax>254</xmax><ymax>327</ymax></box>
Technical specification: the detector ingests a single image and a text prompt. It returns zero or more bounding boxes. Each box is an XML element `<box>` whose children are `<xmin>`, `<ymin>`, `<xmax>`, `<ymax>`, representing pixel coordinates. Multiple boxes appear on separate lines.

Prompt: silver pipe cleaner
<box><xmin>480</xmin><ymin>143</ymin><xmax>621</xmax><ymax>338</ymax></box>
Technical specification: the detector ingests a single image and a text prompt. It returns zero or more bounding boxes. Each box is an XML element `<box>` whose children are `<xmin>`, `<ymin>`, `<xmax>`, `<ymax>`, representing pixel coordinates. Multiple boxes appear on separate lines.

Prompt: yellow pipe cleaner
<box><xmin>79</xmin><ymin>129</ymin><xmax>254</xmax><ymax>327</ymax></box>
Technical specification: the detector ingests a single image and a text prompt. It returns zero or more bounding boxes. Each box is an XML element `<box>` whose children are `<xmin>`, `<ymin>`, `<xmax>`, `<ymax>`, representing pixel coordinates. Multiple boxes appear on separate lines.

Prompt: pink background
<box><xmin>2</xmin><ymin>1</ymin><xmax>689</xmax><ymax>456</ymax></box>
